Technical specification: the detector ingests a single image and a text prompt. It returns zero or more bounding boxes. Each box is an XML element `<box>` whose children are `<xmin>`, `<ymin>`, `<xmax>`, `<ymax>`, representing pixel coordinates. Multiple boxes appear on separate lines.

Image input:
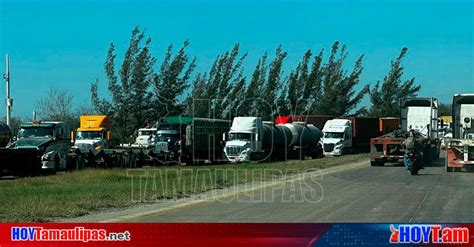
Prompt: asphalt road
<box><xmin>132</xmin><ymin>153</ymin><xmax>474</xmax><ymax>223</ymax></box>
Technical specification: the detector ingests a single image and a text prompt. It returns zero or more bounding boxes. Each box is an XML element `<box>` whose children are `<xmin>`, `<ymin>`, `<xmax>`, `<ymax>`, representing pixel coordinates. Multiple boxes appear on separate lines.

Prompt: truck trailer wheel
<box><xmin>370</xmin><ymin>160</ymin><xmax>384</xmax><ymax>166</ymax></box>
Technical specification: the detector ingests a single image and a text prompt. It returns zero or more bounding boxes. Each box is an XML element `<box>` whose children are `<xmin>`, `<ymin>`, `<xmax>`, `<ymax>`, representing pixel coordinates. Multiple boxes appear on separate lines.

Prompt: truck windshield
<box><xmin>229</xmin><ymin>133</ymin><xmax>251</xmax><ymax>141</ymax></box>
<box><xmin>139</xmin><ymin>130</ymin><xmax>156</xmax><ymax>136</ymax></box>
<box><xmin>156</xmin><ymin>134</ymin><xmax>178</xmax><ymax>143</ymax></box>
<box><xmin>76</xmin><ymin>131</ymin><xmax>102</xmax><ymax>140</ymax></box>
<box><xmin>324</xmin><ymin>132</ymin><xmax>344</xmax><ymax>139</ymax></box>
<box><xmin>18</xmin><ymin>127</ymin><xmax>53</xmax><ymax>139</ymax></box>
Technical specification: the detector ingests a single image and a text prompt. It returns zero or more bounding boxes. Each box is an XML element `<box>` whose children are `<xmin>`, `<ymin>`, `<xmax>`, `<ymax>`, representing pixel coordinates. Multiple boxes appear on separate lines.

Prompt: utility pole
<box><xmin>4</xmin><ymin>54</ymin><xmax>12</xmax><ymax>127</ymax></box>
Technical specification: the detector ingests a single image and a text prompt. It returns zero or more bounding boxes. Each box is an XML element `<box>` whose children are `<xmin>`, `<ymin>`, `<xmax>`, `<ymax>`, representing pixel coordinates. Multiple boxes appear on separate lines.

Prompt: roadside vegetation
<box><xmin>0</xmin><ymin>154</ymin><xmax>367</xmax><ymax>222</ymax></box>
<box><xmin>23</xmin><ymin>26</ymin><xmax>422</xmax><ymax>144</ymax></box>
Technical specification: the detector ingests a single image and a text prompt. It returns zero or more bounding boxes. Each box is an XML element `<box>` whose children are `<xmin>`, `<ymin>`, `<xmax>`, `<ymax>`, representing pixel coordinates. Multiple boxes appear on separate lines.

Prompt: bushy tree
<box><xmin>185</xmin><ymin>44</ymin><xmax>247</xmax><ymax>119</ymax></box>
<box><xmin>153</xmin><ymin>41</ymin><xmax>196</xmax><ymax>119</ymax></box>
<box><xmin>438</xmin><ymin>102</ymin><xmax>452</xmax><ymax>116</ymax></box>
<box><xmin>91</xmin><ymin>27</ymin><xmax>156</xmax><ymax>142</ymax></box>
<box><xmin>369</xmin><ymin>47</ymin><xmax>420</xmax><ymax>117</ymax></box>
<box><xmin>260</xmin><ymin>46</ymin><xmax>287</xmax><ymax>120</ymax></box>
<box><xmin>278</xmin><ymin>42</ymin><xmax>367</xmax><ymax>117</ymax></box>
<box><xmin>239</xmin><ymin>52</ymin><xmax>267</xmax><ymax>116</ymax></box>
<box><xmin>316</xmin><ymin>42</ymin><xmax>369</xmax><ymax>116</ymax></box>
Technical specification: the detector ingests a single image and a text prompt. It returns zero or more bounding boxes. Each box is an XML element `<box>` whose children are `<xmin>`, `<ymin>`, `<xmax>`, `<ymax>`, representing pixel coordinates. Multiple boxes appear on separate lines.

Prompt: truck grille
<box><xmin>324</xmin><ymin>144</ymin><xmax>335</xmax><ymax>152</ymax></box>
<box><xmin>226</xmin><ymin>146</ymin><xmax>243</xmax><ymax>156</ymax></box>
<box><xmin>76</xmin><ymin>143</ymin><xmax>93</xmax><ymax>152</ymax></box>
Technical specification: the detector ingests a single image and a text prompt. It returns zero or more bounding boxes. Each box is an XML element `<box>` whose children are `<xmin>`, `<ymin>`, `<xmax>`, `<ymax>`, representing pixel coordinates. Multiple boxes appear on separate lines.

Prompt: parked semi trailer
<box><xmin>154</xmin><ymin>116</ymin><xmax>231</xmax><ymax>164</ymax></box>
<box><xmin>322</xmin><ymin>117</ymin><xmax>380</xmax><ymax>156</ymax></box>
<box><xmin>0</xmin><ymin>120</ymin><xmax>76</xmax><ymax>176</ymax></box>
<box><xmin>224</xmin><ymin>116</ymin><xmax>322</xmax><ymax>162</ymax></box>
<box><xmin>370</xmin><ymin>97</ymin><xmax>440</xmax><ymax>166</ymax></box>
<box><xmin>445</xmin><ymin>94</ymin><xmax>474</xmax><ymax>172</ymax></box>
<box><xmin>72</xmin><ymin>115</ymin><xmax>144</xmax><ymax>167</ymax></box>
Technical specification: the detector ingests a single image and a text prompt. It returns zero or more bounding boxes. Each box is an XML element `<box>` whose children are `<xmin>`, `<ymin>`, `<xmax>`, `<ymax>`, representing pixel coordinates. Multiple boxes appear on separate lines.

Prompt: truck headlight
<box><xmin>41</xmin><ymin>151</ymin><xmax>54</xmax><ymax>161</ymax></box>
<box><xmin>240</xmin><ymin>148</ymin><xmax>251</xmax><ymax>155</ymax></box>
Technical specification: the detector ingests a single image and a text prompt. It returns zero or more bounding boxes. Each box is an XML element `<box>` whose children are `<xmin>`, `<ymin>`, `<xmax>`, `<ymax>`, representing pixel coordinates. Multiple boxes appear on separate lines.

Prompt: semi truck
<box><xmin>445</xmin><ymin>94</ymin><xmax>474</xmax><ymax>172</ymax></box>
<box><xmin>134</xmin><ymin>127</ymin><xmax>157</xmax><ymax>147</ymax></box>
<box><xmin>370</xmin><ymin>97</ymin><xmax>440</xmax><ymax>166</ymax></box>
<box><xmin>0</xmin><ymin>120</ymin><xmax>74</xmax><ymax>176</ymax></box>
<box><xmin>224</xmin><ymin>116</ymin><xmax>322</xmax><ymax>162</ymax></box>
<box><xmin>154</xmin><ymin>116</ymin><xmax>231</xmax><ymax>164</ymax></box>
<box><xmin>72</xmin><ymin>115</ymin><xmax>141</xmax><ymax>167</ymax></box>
<box><xmin>322</xmin><ymin>117</ymin><xmax>380</xmax><ymax>156</ymax></box>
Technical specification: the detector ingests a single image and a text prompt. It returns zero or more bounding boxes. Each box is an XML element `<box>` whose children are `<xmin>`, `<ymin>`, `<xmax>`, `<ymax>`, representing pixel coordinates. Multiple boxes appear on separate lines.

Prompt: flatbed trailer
<box><xmin>370</xmin><ymin>132</ymin><xmax>405</xmax><ymax>166</ymax></box>
<box><xmin>370</xmin><ymin>130</ymin><xmax>439</xmax><ymax>167</ymax></box>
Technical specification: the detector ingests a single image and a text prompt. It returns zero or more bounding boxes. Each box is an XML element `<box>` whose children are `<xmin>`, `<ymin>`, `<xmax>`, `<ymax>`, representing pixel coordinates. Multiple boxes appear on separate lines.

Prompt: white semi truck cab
<box><xmin>73</xmin><ymin>115</ymin><xmax>110</xmax><ymax>153</ymax></box>
<box><xmin>445</xmin><ymin>94</ymin><xmax>474</xmax><ymax>171</ymax></box>
<box><xmin>224</xmin><ymin>117</ymin><xmax>263</xmax><ymax>162</ymax></box>
<box><xmin>322</xmin><ymin>119</ymin><xmax>352</xmax><ymax>156</ymax></box>
<box><xmin>135</xmin><ymin>128</ymin><xmax>157</xmax><ymax>147</ymax></box>
<box><xmin>322</xmin><ymin>117</ymin><xmax>380</xmax><ymax>156</ymax></box>
<box><xmin>400</xmin><ymin>97</ymin><xmax>439</xmax><ymax>139</ymax></box>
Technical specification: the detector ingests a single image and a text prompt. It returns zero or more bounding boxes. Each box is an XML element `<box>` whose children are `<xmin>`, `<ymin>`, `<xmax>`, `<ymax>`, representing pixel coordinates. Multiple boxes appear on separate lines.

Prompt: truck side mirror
<box><xmin>222</xmin><ymin>133</ymin><xmax>226</xmax><ymax>141</ymax></box>
<box><xmin>71</xmin><ymin>131</ymin><xmax>76</xmax><ymax>142</ymax></box>
<box><xmin>255</xmin><ymin>133</ymin><xmax>259</xmax><ymax>141</ymax></box>
<box><xmin>107</xmin><ymin>131</ymin><xmax>112</xmax><ymax>140</ymax></box>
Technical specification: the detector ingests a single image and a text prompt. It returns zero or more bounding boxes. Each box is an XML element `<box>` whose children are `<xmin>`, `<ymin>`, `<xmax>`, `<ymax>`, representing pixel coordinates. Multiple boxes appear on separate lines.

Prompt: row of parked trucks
<box><xmin>369</xmin><ymin>94</ymin><xmax>474</xmax><ymax>172</ymax></box>
<box><xmin>1</xmin><ymin>96</ymin><xmax>473</xmax><ymax>176</ymax></box>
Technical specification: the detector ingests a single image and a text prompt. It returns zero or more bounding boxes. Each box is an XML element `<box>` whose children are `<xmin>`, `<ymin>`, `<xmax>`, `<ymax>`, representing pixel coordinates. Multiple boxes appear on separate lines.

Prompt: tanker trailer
<box><xmin>0</xmin><ymin>122</ymin><xmax>12</xmax><ymax>147</ymax></box>
<box><xmin>275</xmin><ymin>116</ymin><xmax>323</xmax><ymax>159</ymax></box>
<box><xmin>224</xmin><ymin>117</ymin><xmax>290</xmax><ymax>162</ymax></box>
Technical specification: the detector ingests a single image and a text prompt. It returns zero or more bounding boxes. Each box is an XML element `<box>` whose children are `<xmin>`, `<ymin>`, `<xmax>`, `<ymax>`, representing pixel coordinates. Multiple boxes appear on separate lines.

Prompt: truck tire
<box><xmin>409</xmin><ymin>162</ymin><xmax>418</xmax><ymax>175</ymax></box>
<box><xmin>52</xmin><ymin>155</ymin><xmax>60</xmax><ymax>174</ymax></box>
<box><xmin>370</xmin><ymin>161</ymin><xmax>379</xmax><ymax>166</ymax></box>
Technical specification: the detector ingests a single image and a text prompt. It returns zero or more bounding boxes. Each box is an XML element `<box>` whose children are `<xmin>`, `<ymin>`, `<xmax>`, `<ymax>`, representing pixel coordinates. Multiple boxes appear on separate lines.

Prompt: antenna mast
<box><xmin>4</xmin><ymin>54</ymin><xmax>12</xmax><ymax>127</ymax></box>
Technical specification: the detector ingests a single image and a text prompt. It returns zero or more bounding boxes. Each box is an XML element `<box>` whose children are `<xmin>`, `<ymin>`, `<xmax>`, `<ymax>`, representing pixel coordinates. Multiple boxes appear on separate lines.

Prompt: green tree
<box><xmin>153</xmin><ymin>41</ymin><xmax>196</xmax><ymax>119</ymax></box>
<box><xmin>260</xmin><ymin>46</ymin><xmax>287</xmax><ymax>120</ymax></box>
<box><xmin>185</xmin><ymin>44</ymin><xmax>246</xmax><ymax>119</ymax></box>
<box><xmin>286</xmin><ymin>50</ymin><xmax>312</xmax><ymax>115</ymax></box>
<box><xmin>277</xmin><ymin>49</ymin><xmax>323</xmax><ymax>116</ymax></box>
<box><xmin>91</xmin><ymin>27</ymin><xmax>156</xmax><ymax>142</ymax></box>
<box><xmin>316</xmin><ymin>41</ymin><xmax>369</xmax><ymax>116</ymax></box>
<box><xmin>184</xmin><ymin>73</ymin><xmax>208</xmax><ymax>117</ymax></box>
<box><xmin>438</xmin><ymin>102</ymin><xmax>452</xmax><ymax>116</ymax></box>
<box><xmin>369</xmin><ymin>47</ymin><xmax>421</xmax><ymax>117</ymax></box>
<box><xmin>240</xmin><ymin>52</ymin><xmax>267</xmax><ymax>116</ymax></box>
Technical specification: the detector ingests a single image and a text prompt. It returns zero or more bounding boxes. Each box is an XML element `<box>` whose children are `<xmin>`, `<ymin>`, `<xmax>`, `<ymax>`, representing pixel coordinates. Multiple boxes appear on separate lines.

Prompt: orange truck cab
<box><xmin>72</xmin><ymin>115</ymin><xmax>112</xmax><ymax>153</ymax></box>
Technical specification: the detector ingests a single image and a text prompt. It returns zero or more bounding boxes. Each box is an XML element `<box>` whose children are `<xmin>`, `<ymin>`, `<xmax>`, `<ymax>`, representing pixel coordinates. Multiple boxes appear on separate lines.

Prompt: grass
<box><xmin>0</xmin><ymin>154</ymin><xmax>367</xmax><ymax>222</ymax></box>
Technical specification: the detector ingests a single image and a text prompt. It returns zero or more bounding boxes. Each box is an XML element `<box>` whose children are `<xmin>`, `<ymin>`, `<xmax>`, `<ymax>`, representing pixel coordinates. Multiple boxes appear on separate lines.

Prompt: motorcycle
<box><xmin>404</xmin><ymin>149</ymin><xmax>422</xmax><ymax>175</ymax></box>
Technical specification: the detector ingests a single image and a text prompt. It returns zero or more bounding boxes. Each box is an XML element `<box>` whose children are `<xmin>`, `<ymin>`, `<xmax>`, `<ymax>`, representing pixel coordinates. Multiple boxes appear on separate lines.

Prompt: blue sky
<box><xmin>0</xmin><ymin>0</ymin><xmax>473</xmax><ymax>118</ymax></box>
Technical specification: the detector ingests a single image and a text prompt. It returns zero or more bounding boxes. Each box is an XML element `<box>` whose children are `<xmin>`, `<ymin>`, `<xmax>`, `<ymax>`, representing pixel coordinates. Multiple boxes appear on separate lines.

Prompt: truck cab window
<box><xmin>229</xmin><ymin>133</ymin><xmax>251</xmax><ymax>141</ymax></box>
<box><xmin>324</xmin><ymin>132</ymin><xmax>344</xmax><ymax>139</ymax></box>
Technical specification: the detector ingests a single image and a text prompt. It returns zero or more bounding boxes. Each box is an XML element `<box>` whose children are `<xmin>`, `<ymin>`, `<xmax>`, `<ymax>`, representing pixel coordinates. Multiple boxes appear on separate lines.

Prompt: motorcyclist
<box><xmin>403</xmin><ymin>130</ymin><xmax>424</xmax><ymax>170</ymax></box>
